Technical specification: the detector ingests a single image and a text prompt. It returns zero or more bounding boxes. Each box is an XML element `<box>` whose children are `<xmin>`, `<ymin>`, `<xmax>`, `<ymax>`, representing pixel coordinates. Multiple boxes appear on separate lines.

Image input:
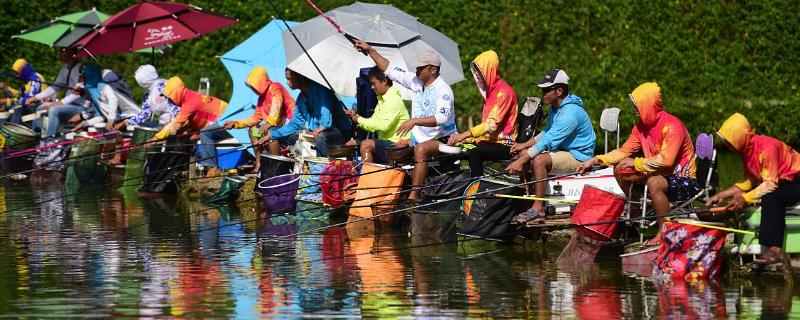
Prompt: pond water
<box><xmin>0</xmin><ymin>180</ymin><xmax>798</xmax><ymax>319</ymax></box>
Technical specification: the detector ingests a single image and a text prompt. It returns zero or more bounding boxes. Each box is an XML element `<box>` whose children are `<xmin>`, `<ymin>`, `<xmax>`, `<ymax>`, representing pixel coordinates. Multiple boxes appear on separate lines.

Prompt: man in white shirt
<box><xmin>354</xmin><ymin>40</ymin><xmax>457</xmax><ymax>199</ymax></box>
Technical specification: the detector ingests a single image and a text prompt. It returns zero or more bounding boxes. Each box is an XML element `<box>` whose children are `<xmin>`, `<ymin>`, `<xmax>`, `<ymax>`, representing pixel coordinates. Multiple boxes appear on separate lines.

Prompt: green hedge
<box><xmin>1</xmin><ymin>0</ymin><xmax>797</xmax><ymax>145</ymax></box>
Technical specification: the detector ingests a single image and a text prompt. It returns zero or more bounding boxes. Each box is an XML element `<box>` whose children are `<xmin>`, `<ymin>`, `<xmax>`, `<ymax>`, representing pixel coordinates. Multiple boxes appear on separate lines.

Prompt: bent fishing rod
<box><xmin>266</xmin><ymin>0</ymin><xmax>352</xmax><ymax>115</ymax></box>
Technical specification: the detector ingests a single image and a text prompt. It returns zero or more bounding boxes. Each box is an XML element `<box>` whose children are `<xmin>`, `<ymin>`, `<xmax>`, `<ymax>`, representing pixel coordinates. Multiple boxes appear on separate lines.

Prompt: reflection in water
<box><xmin>0</xmin><ymin>182</ymin><xmax>799</xmax><ymax>317</ymax></box>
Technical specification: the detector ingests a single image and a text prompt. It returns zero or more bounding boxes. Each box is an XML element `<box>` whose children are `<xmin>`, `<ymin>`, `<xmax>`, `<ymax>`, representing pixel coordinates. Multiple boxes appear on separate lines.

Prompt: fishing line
<box><xmin>271</xmin><ymin>169</ymin><xmax>602</xmax><ymax>240</ymax></box>
<box><xmin>0</xmin><ymin>126</ymin><xmax>228</xmax><ymax>180</ymax></box>
<box><xmin>0</xmin><ymin>143</ymin><xmax>255</xmax><ymax>216</ymax></box>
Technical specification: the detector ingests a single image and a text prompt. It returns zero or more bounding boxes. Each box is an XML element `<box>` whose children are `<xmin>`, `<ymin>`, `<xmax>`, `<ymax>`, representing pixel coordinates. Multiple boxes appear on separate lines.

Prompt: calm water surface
<box><xmin>0</xmin><ymin>180</ymin><xmax>798</xmax><ymax>319</ymax></box>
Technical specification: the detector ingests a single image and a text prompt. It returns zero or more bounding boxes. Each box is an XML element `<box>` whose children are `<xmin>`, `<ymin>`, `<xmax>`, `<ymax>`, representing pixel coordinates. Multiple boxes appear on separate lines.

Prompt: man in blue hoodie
<box><xmin>264</xmin><ymin>69</ymin><xmax>352</xmax><ymax>157</ymax></box>
<box><xmin>506</xmin><ymin>69</ymin><xmax>596</xmax><ymax>221</ymax></box>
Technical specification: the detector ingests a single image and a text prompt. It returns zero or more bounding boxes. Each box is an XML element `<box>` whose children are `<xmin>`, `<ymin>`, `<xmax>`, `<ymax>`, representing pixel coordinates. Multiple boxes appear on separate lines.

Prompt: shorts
<box><xmin>666</xmin><ymin>175</ymin><xmax>701</xmax><ymax>201</ymax></box>
<box><xmin>546</xmin><ymin>151</ymin><xmax>582</xmax><ymax>174</ymax></box>
<box><xmin>275</xmin><ymin>132</ymin><xmax>299</xmax><ymax>148</ymax></box>
<box><xmin>372</xmin><ymin>139</ymin><xmax>395</xmax><ymax>164</ymax></box>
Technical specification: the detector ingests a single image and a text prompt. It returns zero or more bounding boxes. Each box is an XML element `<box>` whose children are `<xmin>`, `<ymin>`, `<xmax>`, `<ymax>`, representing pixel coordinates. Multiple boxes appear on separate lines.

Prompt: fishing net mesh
<box><xmin>557</xmin><ymin>232</ymin><xmax>606</xmax><ymax>268</ymax></box>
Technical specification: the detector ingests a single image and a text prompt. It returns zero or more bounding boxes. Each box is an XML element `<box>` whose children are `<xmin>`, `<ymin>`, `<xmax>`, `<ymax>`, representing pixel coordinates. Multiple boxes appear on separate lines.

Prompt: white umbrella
<box><xmin>282</xmin><ymin>2</ymin><xmax>464</xmax><ymax>98</ymax></box>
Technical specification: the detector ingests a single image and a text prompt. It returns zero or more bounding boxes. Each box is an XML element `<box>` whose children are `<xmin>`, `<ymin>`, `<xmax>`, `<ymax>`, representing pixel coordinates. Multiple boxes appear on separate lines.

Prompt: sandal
<box><xmin>754</xmin><ymin>249</ymin><xmax>783</xmax><ymax>265</ymax></box>
<box><xmin>513</xmin><ymin>209</ymin><xmax>541</xmax><ymax>224</ymax></box>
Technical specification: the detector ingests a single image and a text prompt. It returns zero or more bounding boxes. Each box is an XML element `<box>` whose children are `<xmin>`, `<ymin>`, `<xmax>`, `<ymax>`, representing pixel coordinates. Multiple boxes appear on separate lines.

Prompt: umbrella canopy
<box><xmin>219</xmin><ymin>19</ymin><xmax>355</xmax><ymax>149</ymax></box>
<box><xmin>72</xmin><ymin>2</ymin><xmax>236</xmax><ymax>57</ymax></box>
<box><xmin>283</xmin><ymin>2</ymin><xmax>464</xmax><ymax>97</ymax></box>
<box><xmin>12</xmin><ymin>8</ymin><xmax>108</xmax><ymax>47</ymax></box>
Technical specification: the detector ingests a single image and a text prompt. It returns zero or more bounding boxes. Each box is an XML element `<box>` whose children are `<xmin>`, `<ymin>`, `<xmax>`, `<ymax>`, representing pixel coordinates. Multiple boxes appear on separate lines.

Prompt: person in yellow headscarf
<box><xmin>147</xmin><ymin>76</ymin><xmax>230</xmax><ymax>175</ymax></box>
<box><xmin>2</xmin><ymin>58</ymin><xmax>47</xmax><ymax>128</ymax></box>
<box><xmin>578</xmin><ymin>82</ymin><xmax>698</xmax><ymax>244</ymax></box>
<box><xmin>223</xmin><ymin>66</ymin><xmax>295</xmax><ymax>170</ymax></box>
<box><xmin>707</xmin><ymin>113</ymin><xmax>800</xmax><ymax>264</ymax></box>
<box><xmin>448</xmin><ymin>50</ymin><xmax>518</xmax><ymax>177</ymax></box>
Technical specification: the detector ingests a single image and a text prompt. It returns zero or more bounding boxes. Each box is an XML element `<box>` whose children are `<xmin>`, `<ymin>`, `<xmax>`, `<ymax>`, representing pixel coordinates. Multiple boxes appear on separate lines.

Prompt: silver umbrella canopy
<box><xmin>283</xmin><ymin>2</ymin><xmax>464</xmax><ymax>97</ymax></box>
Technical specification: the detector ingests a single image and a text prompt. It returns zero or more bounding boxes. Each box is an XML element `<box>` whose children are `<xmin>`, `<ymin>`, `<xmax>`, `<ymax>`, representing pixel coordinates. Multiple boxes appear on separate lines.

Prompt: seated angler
<box><xmin>224</xmin><ymin>66</ymin><xmax>295</xmax><ymax>170</ymax></box>
<box><xmin>344</xmin><ymin>66</ymin><xmax>410</xmax><ymax>163</ymax></box>
<box><xmin>354</xmin><ymin>41</ymin><xmax>457</xmax><ymax>200</ymax></box>
<box><xmin>262</xmin><ymin>69</ymin><xmax>351</xmax><ymax>158</ymax></box>
<box><xmin>578</xmin><ymin>82</ymin><xmax>698</xmax><ymax>244</ymax></box>
<box><xmin>78</xmin><ymin>65</ymin><xmax>141</xmax><ymax>132</ymax></box>
<box><xmin>707</xmin><ymin>113</ymin><xmax>800</xmax><ymax>265</ymax></box>
<box><xmin>2</xmin><ymin>59</ymin><xmax>47</xmax><ymax>129</ymax></box>
<box><xmin>146</xmin><ymin>76</ymin><xmax>229</xmax><ymax>176</ymax></box>
<box><xmin>112</xmin><ymin>64</ymin><xmax>180</xmax><ymax>131</ymax></box>
<box><xmin>507</xmin><ymin>69</ymin><xmax>595</xmax><ymax>221</ymax></box>
<box><xmin>447</xmin><ymin>50</ymin><xmax>518</xmax><ymax>177</ymax></box>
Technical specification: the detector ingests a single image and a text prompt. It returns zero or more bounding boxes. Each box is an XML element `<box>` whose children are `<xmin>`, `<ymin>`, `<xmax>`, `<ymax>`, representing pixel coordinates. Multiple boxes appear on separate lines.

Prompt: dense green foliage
<box><xmin>1</xmin><ymin>0</ymin><xmax>797</xmax><ymax>144</ymax></box>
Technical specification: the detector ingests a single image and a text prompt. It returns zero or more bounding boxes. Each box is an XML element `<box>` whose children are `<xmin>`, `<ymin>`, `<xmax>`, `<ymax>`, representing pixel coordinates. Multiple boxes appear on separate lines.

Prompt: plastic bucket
<box><xmin>571</xmin><ymin>185</ymin><xmax>626</xmax><ymax>241</ymax></box>
<box><xmin>259</xmin><ymin>173</ymin><xmax>300</xmax><ymax>214</ymax></box>
<box><xmin>0</xmin><ymin>122</ymin><xmax>37</xmax><ymax>150</ymax></box>
<box><xmin>216</xmin><ymin>144</ymin><xmax>247</xmax><ymax>170</ymax></box>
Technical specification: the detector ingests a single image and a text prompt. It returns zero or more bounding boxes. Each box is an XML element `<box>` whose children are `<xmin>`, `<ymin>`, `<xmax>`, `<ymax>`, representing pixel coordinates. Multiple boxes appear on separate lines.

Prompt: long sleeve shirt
<box><xmin>355</xmin><ymin>86</ymin><xmax>410</xmax><ymax>142</ymax></box>
<box><xmin>384</xmin><ymin>62</ymin><xmax>456</xmax><ymax>144</ymax></box>
<box><xmin>126</xmin><ymin>79</ymin><xmax>180</xmax><ymax>126</ymax></box>
<box><xmin>270</xmin><ymin>80</ymin><xmax>350</xmax><ymax>140</ymax></box>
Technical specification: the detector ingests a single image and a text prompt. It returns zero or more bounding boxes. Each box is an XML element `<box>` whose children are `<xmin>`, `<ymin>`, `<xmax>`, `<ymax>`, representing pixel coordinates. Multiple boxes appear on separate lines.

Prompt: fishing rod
<box><xmin>0</xmin><ymin>126</ymin><xmax>228</xmax><ymax>180</ymax></box>
<box><xmin>1</xmin><ymin>130</ymin><xmax>121</xmax><ymax>160</ymax></box>
<box><xmin>271</xmin><ymin>169</ymin><xmax>602</xmax><ymax>241</ymax></box>
<box><xmin>266</xmin><ymin>0</ymin><xmax>351</xmax><ymax>115</ymax></box>
<box><xmin>189</xmin><ymin>170</ymin><xmax>510</xmax><ymax>234</ymax></box>
<box><xmin>264</xmin><ymin>207</ymin><xmax>739</xmax><ymax>266</ymax></box>
<box><xmin>0</xmin><ymin>143</ymin><xmax>256</xmax><ymax>216</ymax></box>
<box><xmin>121</xmin><ymin>154</ymin><xmax>493</xmax><ymax>232</ymax></box>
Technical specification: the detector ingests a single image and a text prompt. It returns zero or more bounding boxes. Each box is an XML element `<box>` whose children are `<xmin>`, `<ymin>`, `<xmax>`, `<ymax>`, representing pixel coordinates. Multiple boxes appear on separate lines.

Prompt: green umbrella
<box><xmin>12</xmin><ymin>8</ymin><xmax>108</xmax><ymax>47</ymax></box>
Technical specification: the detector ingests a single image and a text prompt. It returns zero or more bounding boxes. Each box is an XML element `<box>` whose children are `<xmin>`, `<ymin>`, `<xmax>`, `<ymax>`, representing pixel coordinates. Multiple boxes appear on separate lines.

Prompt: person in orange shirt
<box><xmin>223</xmin><ymin>66</ymin><xmax>295</xmax><ymax>170</ymax></box>
<box><xmin>147</xmin><ymin>76</ymin><xmax>229</xmax><ymax>175</ymax></box>
<box><xmin>578</xmin><ymin>82</ymin><xmax>698</xmax><ymax>244</ymax></box>
<box><xmin>707</xmin><ymin>113</ymin><xmax>800</xmax><ymax>264</ymax></box>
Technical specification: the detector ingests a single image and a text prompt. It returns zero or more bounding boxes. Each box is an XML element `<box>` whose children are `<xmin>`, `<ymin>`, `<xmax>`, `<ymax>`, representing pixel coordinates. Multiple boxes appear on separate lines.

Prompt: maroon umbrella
<box><xmin>72</xmin><ymin>1</ymin><xmax>236</xmax><ymax>57</ymax></box>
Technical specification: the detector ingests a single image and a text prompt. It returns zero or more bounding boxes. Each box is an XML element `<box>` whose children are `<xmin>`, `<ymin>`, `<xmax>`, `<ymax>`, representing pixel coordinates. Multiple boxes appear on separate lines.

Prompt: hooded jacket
<box><xmin>82</xmin><ymin>64</ymin><xmax>140</xmax><ymax>125</ymax></box>
<box><xmin>468</xmin><ymin>50</ymin><xmax>518</xmax><ymax>144</ymax></box>
<box><xmin>127</xmin><ymin>65</ymin><xmax>179</xmax><ymax>126</ymax></box>
<box><xmin>528</xmin><ymin>93</ymin><xmax>596</xmax><ymax>161</ymax></box>
<box><xmin>234</xmin><ymin>66</ymin><xmax>295</xmax><ymax>128</ymax></box>
<box><xmin>155</xmin><ymin>76</ymin><xmax>228</xmax><ymax>140</ymax></box>
<box><xmin>596</xmin><ymin>82</ymin><xmax>696</xmax><ymax>178</ymax></box>
<box><xmin>717</xmin><ymin>113</ymin><xmax>800</xmax><ymax>204</ymax></box>
<box><xmin>4</xmin><ymin>58</ymin><xmax>46</xmax><ymax>106</ymax></box>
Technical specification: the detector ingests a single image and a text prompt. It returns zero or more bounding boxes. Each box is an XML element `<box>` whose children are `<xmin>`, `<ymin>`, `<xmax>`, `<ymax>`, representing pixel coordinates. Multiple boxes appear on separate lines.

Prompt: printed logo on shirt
<box><xmin>442</xmin><ymin>94</ymin><xmax>450</xmax><ymax>101</ymax></box>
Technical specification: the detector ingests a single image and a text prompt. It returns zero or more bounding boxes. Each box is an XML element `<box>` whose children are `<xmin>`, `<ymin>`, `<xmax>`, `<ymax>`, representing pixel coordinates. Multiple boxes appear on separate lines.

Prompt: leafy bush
<box><xmin>0</xmin><ymin>0</ymin><xmax>796</xmax><ymax>145</ymax></box>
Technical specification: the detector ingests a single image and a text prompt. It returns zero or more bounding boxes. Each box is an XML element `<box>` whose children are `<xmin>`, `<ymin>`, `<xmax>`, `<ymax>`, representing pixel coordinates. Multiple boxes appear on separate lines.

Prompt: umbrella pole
<box><xmin>151</xmin><ymin>47</ymin><xmax>155</xmax><ymax>66</ymax></box>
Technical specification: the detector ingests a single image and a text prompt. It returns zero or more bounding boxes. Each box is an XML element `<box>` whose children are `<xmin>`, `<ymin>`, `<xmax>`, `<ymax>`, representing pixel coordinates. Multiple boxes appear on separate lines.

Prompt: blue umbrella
<box><xmin>220</xmin><ymin>19</ymin><xmax>356</xmax><ymax>152</ymax></box>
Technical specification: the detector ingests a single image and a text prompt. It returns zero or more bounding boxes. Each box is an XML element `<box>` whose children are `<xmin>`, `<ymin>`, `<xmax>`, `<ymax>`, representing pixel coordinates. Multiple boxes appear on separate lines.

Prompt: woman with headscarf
<box><xmin>707</xmin><ymin>113</ymin><xmax>800</xmax><ymax>264</ymax></box>
<box><xmin>147</xmin><ymin>76</ymin><xmax>229</xmax><ymax>176</ymax></box>
<box><xmin>79</xmin><ymin>64</ymin><xmax>141</xmax><ymax>132</ymax></box>
<box><xmin>447</xmin><ymin>50</ymin><xmax>518</xmax><ymax>177</ymax></box>
<box><xmin>223</xmin><ymin>66</ymin><xmax>294</xmax><ymax>170</ymax></box>
<box><xmin>113</xmin><ymin>64</ymin><xmax>180</xmax><ymax>131</ymax></box>
<box><xmin>2</xmin><ymin>58</ymin><xmax>47</xmax><ymax>127</ymax></box>
<box><xmin>578</xmin><ymin>82</ymin><xmax>698</xmax><ymax>244</ymax></box>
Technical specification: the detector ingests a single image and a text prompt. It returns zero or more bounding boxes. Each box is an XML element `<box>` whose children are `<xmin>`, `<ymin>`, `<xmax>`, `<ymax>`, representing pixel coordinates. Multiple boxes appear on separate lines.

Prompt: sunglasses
<box><xmin>541</xmin><ymin>86</ymin><xmax>558</xmax><ymax>95</ymax></box>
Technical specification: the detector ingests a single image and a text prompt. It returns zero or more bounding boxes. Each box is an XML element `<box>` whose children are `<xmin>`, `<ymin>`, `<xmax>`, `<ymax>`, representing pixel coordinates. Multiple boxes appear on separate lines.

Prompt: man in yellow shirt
<box><xmin>345</xmin><ymin>67</ymin><xmax>410</xmax><ymax>163</ymax></box>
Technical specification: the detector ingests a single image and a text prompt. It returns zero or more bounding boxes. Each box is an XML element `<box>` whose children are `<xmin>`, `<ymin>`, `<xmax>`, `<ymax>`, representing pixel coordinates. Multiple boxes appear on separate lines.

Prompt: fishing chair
<box><xmin>629</xmin><ymin>133</ymin><xmax>718</xmax><ymax>233</ymax></box>
<box><xmin>481</xmin><ymin>96</ymin><xmax>544</xmax><ymax>181</ymax></box>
